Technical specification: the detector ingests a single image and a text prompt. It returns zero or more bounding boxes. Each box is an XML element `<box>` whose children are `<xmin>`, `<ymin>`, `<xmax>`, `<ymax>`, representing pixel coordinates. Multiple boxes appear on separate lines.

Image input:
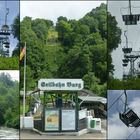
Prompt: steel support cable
<box><xmin>116</xmin><ymin>94</ymin><xmax>130</xmax><ymax>114</ymax></box>
<box><xmin>124</xmin><ymin>30</ymin><xmax>129</xmax><ymax>48</ymax></box>
<box><xmin>108</xmin><ymin>91</ymin><xmax>125</xmax><ymax>111</ymax></box>
<box><xmin>124</xmin><ymin>90</ymin><xmax>128</xmax><ymax>113</ymax></box>
<box><xmin>126</xmin><ymin>127</ymin><xmax>139</xmax><ymax>139</ymax></box>
<box><xmin>116</xmin><ymin>97</ymin><xmax>121</xmax><ymax>113</ymax></box>
<box><xmin>120</xmin><ymin>97</ymin><xmax>131</xmax><ymax>112</ymax></box>
<box><xmin>5</xmin><ymin>8</ymin><xmax>9</xmax><ymax>25</ymax></box>
<box><xmin>129</xmin><ymin>0</ymin><xmax>132</xmax><ymax>15</ymax></box>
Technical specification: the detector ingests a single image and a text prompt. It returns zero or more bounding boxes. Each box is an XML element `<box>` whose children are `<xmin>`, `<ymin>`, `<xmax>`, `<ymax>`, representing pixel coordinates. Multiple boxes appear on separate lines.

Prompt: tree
<box><xmin>108</xmin><ymin>13</ymin><xmax>121</xmax><ymax>52</ymax></box>
<box><xmin>107</xmin><ymin>12</ymin><xmax>121</xmax><ymax>75</ymax></box>
<box><xmin>20</xmin><ymin>3</ymin><xmax>110</xmax><ymax>97</ymax></box>
<box><xmin>11</xmin><ymin>14</ymin><xmax>20</xmax><ymax>40</ymax></box>
<box><xmin>57</xmin><ymin>45</ymin><xmax>92</xmax><ymax>78</ymax></box>
<box><xmin>32</xmin><ymin>18</ymin><xmax>51</xmax><ymax>43</ymax></box>
<box><xmin>56</xmin><ymin>18</ymin><xmax>72</xmax><ymax>44</ymax></box>
<box><xmin>11</xmin><ymin>15</ymin><xmax>20</xmax><ymax>57</ymax></box>
<box><xmin>0</xmin><ymin>73</ymin><xmax>19</xmax><ymax>128</ymax></box>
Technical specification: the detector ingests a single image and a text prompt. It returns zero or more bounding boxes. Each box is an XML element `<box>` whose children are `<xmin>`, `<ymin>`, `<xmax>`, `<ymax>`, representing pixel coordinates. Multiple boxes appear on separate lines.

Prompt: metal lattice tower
<box><xmin>0</xmin><ymin>6</ymin><xmax>11</xmax><ymax>57</ymax></box>
<box><xmin>122</xmin><ymin>31</ymin><xmax>140</xmax><ymax>79</ymax></box>
<box><xmin>124</xmin><ymin>52</ymin><xmax>140</xmax><ymax>78</ymax></box>
<box><xmin>119</xmin><ymin>90</ymin><xmax>140</xmax><ymax>128</ymax></box>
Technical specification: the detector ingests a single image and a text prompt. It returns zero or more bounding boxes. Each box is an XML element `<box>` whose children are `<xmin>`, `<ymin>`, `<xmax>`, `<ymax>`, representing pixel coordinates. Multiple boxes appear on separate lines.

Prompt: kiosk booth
<box><xmin>29</xmin><ymin>79</ymin><xmax>88</xmax><ymax>134</ymax></box>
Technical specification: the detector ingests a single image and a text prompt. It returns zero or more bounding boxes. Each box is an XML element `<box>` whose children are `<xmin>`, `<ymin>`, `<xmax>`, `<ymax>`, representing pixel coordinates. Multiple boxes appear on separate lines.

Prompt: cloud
<box><xmin>108</xmin><ymin>113</ymin><xmax>128</xmax><ymax>139</ymax></box>
<box><xmin>108</xmin><ymin>97</ymin><xmax>140</xmax><ymax>139</ymax></box>
<box><xmin>129</xmin><ymin>97</ymin><xmax>140</xmax><ymax>117</ymax></box>
<box><xmin>20</xmin><ymin>1</ymin><xmax>106</xmax><ymax>24</ymax></box>
<box><xmin>0</xmin><ymin>70</ymin><xmax>19</xmax><ymax>81</ymax></box>
<box><xmin>0</xmin><ymin>3</ymin><xmax>2</xmax><ymax>9</ymax></box>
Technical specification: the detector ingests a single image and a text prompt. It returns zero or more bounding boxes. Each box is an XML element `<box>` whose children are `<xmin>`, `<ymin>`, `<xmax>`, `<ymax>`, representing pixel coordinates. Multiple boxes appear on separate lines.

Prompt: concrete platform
<box><xmin>20</xmin><ymin>128</ymin><xmax>106</xmax><ymax>139</ymax></box>
<box><xmin>32</xmin><ymin>128</ymin><xmax>88</xmax><ymax>136</ymax></box>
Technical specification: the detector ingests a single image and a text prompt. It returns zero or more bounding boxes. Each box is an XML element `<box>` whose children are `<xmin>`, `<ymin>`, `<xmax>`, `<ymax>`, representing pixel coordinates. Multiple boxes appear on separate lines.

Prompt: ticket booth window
<box><xmin>44</xmin><ymin>92</ymin><xmax>77</xmax><ymax>109</ymax></box>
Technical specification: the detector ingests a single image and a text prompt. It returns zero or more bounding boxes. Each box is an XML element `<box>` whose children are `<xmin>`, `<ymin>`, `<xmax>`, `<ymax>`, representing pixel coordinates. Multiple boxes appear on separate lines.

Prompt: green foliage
<box><xmin>108</xmin><ymin>77</ymin><xmax>140</xmax><ymax>89</ymax></box>
<box><xmin>0</xmin><ymin>73</ymin><xmax>19</xmax><ymax>128</ymax></box>
<box><xmin>11</xmin><ymin>15</ymin><xmax>20</xmax><ymax>57</ymax></box>
<box><xmin>83</xmin><ymin>72</ymin><xmax>106</xmax><ymax>97</ymax></box>
<box><xmin>0</xmin><ymin>57</ymin><xmax>19</xmax><ymax>70</ymax></box>
<box><xmin>108</xmin><ymin>13</ymin><xmax>121</xmax><ymax>52</ymax></box>
<box><xmin>11</xmin><ymin>14</ymin><xmax>20</xmax><ymax>40</ymax></box>
<box><xmin>20</xmin><ymin>3</ymin><xmax>112</xmax><ymax>97</ymax></box>
<box><xmin>47</xmin><ymin>28</ymin><xmax>58</xmax><ymax>44</ymax></box>
<box><xmin>32</xmin><ymin>18</ymin><xmax>50</xmax><ymax>43</ymax></box>
<box><xmin>107</xmin><ymin>12</ymin><xmax>121</xmax><ymax>76</ymax></box>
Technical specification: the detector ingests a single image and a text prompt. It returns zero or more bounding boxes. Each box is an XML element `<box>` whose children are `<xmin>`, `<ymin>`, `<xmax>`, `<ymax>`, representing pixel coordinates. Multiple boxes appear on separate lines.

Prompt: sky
<box><xmin>21</xmin><ymin>1</ymin><xmax>106</xmax><ymax>24</ymax></box>
<box><xmin>0</xmin><ymin>70</ymin><xmax>19</xmax><ymax>81</ymax></box>
<box><xmin>0</xmin><ymin>0</ymin><xmax>19</xmax><ymax>56</ymax></box>
<box><xmin>108</xmin><ymin>90</ymin><xmax>140</xmax><ymax>139</ymax></box>
<box><xmin>108</xmin><ymin>1</ymin><xmax>140</xmax><ymax>79</ymax></box>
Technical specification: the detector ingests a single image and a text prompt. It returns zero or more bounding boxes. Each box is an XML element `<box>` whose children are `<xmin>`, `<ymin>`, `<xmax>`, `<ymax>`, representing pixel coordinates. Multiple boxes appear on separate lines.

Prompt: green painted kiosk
<box><xmin>32</xmin><ymin>79</ymin><xmax>85</xmax><ymax>133</ymax></box>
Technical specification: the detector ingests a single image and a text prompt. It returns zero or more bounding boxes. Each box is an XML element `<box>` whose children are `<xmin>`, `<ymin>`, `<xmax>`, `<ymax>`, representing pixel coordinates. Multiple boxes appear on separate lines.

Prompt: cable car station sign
<box><xmin>38</xmin><ymin>79</ymin><xmax>84</xmax><ymax>91</ymax></box>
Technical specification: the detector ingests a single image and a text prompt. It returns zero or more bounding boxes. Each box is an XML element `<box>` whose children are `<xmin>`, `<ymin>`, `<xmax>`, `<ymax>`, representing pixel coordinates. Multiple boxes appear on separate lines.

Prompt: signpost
<box><xmin>38</xmin><ymin>79</ymin><xmax>84</xmax><ymax>91</ymax></box>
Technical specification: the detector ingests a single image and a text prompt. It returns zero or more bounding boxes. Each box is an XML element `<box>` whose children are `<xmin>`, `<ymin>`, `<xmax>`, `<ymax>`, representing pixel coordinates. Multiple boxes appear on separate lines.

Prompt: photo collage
<box><xmin>0</xmin><ymin>0</ymin><xmax>140</xmax><ymax>139</ymax></box>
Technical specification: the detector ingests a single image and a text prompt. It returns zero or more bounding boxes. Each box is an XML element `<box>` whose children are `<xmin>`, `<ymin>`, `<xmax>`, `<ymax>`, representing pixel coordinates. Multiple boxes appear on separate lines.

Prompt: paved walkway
<box><xmin>20</xmin><ymin>129</ymin><xmax>106</xmax><ymax>139</ymax></box>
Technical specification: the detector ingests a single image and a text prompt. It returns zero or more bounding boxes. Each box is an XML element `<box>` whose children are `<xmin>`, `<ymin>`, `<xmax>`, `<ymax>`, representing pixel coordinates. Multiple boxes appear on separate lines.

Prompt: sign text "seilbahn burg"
<box><xmin>38</xmin><ymin>79</ymin><xmax>84</xmax><ymax>91</ymax></box>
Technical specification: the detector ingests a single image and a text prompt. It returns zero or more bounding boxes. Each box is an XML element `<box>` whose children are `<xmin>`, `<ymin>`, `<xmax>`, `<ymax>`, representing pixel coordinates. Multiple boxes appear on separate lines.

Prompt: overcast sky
<box><xmin>108</xmin><ymin>1</ymin><xmax>140</xmax><ymax>79</ymax></box>
<box><xmin>108</xmin><ymin>90</ymin><xmax>140</xmax><ymax>139</ymax></box>
<box><xmin>0</xmin><ymin>1</ymin><xmax>19</xmax><ymax>56</ymax></box>
<box><xmin>21</xmin><ymin>1</ymin><xmax>106</xmax><ymax>24</ymax></box>
<box><xmin>0</xmin><ymin>70</ymin><xmax>19</xmax><ymax>81</ymax></box>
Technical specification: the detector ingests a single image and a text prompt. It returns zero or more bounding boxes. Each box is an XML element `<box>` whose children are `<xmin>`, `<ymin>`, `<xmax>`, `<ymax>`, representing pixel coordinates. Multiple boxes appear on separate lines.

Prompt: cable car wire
<box><xmin>108</xmin><ymin>91</ymin><xmax>125</xmax><ymax>110</ymax></box>
<box><xmin>124</xmin><ymin>90</ymin><xmax>128</xmax><ymax>113</ymax></box>
<box><xmin>126</xmin><ymin>127</ymin><xmax>139</xmax><ymax>139</ymax></box>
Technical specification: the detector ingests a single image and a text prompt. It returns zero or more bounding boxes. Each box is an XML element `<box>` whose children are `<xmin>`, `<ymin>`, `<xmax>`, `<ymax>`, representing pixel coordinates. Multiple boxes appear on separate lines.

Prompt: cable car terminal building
<box><xmin>20</xmin><ymin>79</ymin><xmax>107</xmax><ymax>135</ymax></box>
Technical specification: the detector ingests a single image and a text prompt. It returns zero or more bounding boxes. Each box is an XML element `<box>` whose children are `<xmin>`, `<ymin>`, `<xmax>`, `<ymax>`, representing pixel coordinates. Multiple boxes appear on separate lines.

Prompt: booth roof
<box><xmin>78</xmin><ymin>96</ymin><xmax>107</xmax><ymax>104</ymax></box>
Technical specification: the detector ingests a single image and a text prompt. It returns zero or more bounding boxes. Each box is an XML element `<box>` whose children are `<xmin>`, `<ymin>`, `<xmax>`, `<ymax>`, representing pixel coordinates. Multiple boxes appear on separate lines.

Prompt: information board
<box><xmin>45</xmin><ymin>110</ymin><xmax>59</xmax><ymax>131</ymax></box>
<box><xmin>62</xmin><ymin>110</ymin><xmax>76</xmax><ymax>130</ymax></box>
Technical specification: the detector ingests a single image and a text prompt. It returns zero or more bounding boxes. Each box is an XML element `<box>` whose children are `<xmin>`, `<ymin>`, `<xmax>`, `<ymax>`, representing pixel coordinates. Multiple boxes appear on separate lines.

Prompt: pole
<box><xmin>129</xmin><ymin>0</ymin><xmax>132</xmax><ymax>15</ymax></box>
<box><xmin>124</xmin><ymin>90</ymin><xmax>127</xmax><ymax>113</ymax></box>
<box><xmin>23</xmin><ymin>42</ymin><xmax>26</xmax><ymax>128</ymax></box>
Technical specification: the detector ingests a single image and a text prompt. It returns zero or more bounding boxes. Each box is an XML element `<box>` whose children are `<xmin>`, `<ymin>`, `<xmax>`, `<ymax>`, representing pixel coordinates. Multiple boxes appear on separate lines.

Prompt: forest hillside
<box><xmin>0</xmin><ymin>73</ymin><xmax>19</xmax><ymax>128</ymax></box>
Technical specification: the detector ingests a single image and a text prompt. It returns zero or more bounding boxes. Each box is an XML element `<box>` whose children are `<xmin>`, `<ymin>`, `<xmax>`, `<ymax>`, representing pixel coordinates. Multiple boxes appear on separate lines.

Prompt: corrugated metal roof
<box><xmin>78</xmin><ymin>96</ymin><xmax>107</xmax><ymax>104</ymax></box>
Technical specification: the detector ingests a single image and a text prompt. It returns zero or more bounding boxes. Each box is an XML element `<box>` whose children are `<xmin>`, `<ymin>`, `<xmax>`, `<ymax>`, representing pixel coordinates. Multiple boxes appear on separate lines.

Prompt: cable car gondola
<box><xmin>122</xmin><ymin>0</ymin><xmax>140</xmax><ymax>25</ymax></box>
<box><xmin>119</xmin><ymin>90</ymin><xmax>140</xmax><ymax>128</ymax></box>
